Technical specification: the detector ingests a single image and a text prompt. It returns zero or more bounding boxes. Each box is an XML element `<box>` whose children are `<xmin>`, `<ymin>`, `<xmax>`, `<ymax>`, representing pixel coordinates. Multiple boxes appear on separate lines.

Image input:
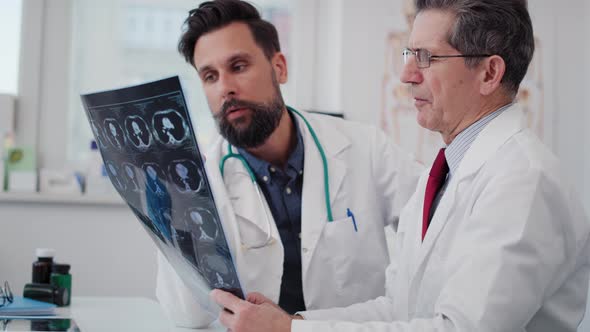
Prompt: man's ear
<box><xmin>272</xmin><ymin>52</ymin><xmax>288</xmax><ymax>84</ymax></box>
<box><xmin>479</xmin><ymin>55</ymin><xmax>506</xmax><ymax>96</ymax></box>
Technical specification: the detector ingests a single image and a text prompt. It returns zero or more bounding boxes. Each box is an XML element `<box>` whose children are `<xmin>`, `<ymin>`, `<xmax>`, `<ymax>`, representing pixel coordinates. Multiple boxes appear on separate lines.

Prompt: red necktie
<box><xmin>422</xmin><ymin>148</ymin><xmax>449</xmax><ymax>241</ymax></box>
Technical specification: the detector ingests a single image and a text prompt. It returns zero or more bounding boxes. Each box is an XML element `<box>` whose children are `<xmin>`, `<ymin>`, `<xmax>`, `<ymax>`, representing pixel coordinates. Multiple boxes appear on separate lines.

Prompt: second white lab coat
<box><xmin>156</xmin><ymin>111</ymin><xmax>423</xmax><ymax>328</ymax></box>
<box><xmin>296</xmin><ymin>106</ymin><xmax>590</xmax><ymax>331</ymax></box>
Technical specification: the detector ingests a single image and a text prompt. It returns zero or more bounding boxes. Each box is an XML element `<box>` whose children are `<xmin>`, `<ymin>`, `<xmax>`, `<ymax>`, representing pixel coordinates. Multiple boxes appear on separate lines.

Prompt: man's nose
<box><xmin>400</xmin><ymin>56</ymin><xmax>423</xmax><ymax>85</ymax></box>
<box><xmin>218</xmin><ymin>72</ymin><xmax>238</xmax><ymax>100</ymax></box>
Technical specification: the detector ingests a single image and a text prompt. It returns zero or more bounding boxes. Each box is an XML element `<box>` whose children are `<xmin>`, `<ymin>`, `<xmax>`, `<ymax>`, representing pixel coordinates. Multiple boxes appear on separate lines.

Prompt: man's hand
<box><xmin>210</xmin><ymin>289</ymin><xmax>293</xmax><ymax>332</ymax></box>
<box><xmin>245</xmin><ymin>292</ymin><xmax>278</xmax><ymax>306</ymax></box>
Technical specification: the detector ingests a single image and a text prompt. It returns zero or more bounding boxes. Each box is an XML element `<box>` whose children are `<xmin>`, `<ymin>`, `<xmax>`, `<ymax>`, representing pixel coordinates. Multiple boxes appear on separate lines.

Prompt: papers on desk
<box><xmin>0</xmin><ymin>296</ymin><xmax>56</xmax><ymax>316</ymax></box>
<box><xmin>80</xmin><ymin>77</ymin><xmax>245</xmax><ymax>316</ymax></box>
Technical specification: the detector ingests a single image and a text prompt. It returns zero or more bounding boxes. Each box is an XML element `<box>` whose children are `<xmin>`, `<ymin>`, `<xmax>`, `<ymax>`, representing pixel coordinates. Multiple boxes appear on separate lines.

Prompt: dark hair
<box><xmin>178</xmin><ymin>0</ymin><xmax>281</xmax><ymax>66</ymax></box>
<box><xmin>415</xmin><ymin>0</ymin><xmax>534</xmax><ymax>95</ymax></box>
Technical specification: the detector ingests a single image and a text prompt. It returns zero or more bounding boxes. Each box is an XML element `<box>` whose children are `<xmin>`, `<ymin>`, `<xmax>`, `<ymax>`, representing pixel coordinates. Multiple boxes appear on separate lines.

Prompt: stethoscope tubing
<box><xmin>219</xmin><ymin>106</ymin><xmax>334</xmax><ymax>226</ymax></box>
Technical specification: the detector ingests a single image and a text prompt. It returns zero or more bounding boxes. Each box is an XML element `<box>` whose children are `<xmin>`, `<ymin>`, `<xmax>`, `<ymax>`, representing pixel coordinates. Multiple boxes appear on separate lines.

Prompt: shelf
<box><xmin>0</xmin><ymin>192</ymin><xmax>126</xmax><ymax>206</ymax></box>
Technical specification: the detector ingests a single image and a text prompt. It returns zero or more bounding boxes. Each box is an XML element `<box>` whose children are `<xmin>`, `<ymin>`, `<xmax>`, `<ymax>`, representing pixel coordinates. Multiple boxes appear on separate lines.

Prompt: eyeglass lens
<box><xmin>403</xmin><ymin>48</ymin><xmax>430</xmax><ymax>68</ymax></box>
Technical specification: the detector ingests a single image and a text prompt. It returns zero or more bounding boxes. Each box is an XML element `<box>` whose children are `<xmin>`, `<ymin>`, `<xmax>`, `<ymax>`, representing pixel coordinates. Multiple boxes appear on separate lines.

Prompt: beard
<box><xmin>214</xmin><ymin>77</ymin><xmax>285</xmax><ymax>149</ymax></box>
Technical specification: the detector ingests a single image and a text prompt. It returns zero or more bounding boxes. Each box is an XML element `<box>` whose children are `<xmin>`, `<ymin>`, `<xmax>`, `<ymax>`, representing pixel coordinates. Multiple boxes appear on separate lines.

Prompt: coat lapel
<box><xmin>216</xmin><ymin>142</ymin><xmax>277</xmax><ymax>241</ymax></box>
<box><xmin>300</xmin><ymin>113</ymin><xmax>350</xmax><ymax>278</ymax></box>
<box><xmin>408</xmin><ymin>105</ymin><xmax>527</xmax><ymax>283</ymax></box>
<box><xmin>209</xmin><ymin>139</ymin><xmax>283</xmax><ymax>301</ymax></box>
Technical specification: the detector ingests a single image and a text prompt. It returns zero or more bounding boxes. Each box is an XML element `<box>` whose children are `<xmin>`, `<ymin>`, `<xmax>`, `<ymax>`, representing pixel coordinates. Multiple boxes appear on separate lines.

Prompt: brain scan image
<box><xmin>103</xmin><ymin>119</ymin><xmax>126</xmax><ymax>150</ymax></box>
<box><xmin>142</xmin><ymin>163</ymin><xmax>167</xmax><ymax>197</ymax></box>
<box><xmin>168</xmin><ymin>160</ymin><xmax>203</xmax><ymax>193</ymax></box>
<box><xmin>152</xmin><ymin>109</ymin><xmax>188</xmax><ymax>146</ymax></box>
<box><xmin>186</xmin><ymin>207</ymin><xmax>218</xmax><ymax>242</ymax></box>
<box><xmin>105</xmin><ymin>162</ymin><xmax>126</xmax><ymax>191</ymax></box>
<box><xmin>125</xmin><ymin>116</ymin><xmax>152</xmax><ymax>150</ymax></box>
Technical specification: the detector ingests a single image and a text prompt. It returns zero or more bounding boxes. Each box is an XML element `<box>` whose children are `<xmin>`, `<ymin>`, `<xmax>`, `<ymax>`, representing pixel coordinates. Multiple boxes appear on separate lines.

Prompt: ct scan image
<box><xmin>153</xmin><ymin>207</ymin><xmax>174</xmax><ymax>245</ymax></box>
<box><xmin>152</xmin><ymin>109</ymin><xmax>188</xmax><ymax>146</ymax></box>
<box><xmin>90</xmin><ymin>120</ymin><xmax>109</xmax><ymax>149</ymax></box>
<box><xmin>103</xmin><ymin>118</ymin><xmax>126</xmax><ymax>150</ymax></box>
<box><xmin>199</xmin><ymin>249</ymin><xmax>238</xmax><ymax>290</ymax></box>
<box><xmin>168</xmin><ymin>159</ymin><xmax>204</xmax><ymax>194</ymax></box>
<box><xmin>121</xmin><ymin>162</ymin><xmax>142</xmax><ymax>193</ymax></box>
<box><xmin>105</xmin><ymin>161</ymin><xmax>126</xmax><ymax>191</ymax></box>
<box><xmin>125</xmin><ymin>115</ymin><xmax>152</xmax><ymax>150</ymax></box>
<box><xmin>185</xmin><ymin>207</ymin><xmax>219</xmax><ymax>243</ymax></box>
<box><xmin>173</xmin><ymin>226</ymin><xmax>201</xmax><ymax>272</ymax></box>
<box><xmin>142</xmin><ymin>163</ymin><xmax>168</xmax><ymax>197</ymax></box>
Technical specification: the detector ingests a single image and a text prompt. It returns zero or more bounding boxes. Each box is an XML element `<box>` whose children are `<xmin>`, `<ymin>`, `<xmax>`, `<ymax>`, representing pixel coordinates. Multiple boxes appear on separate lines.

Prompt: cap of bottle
<box><xmin>52</xmin><ymin>263</ymin><xmax>71</xmax><ymax>274</ymax></box>
<box><xmin>35</xmin><ymin>248</ymin><xmax>56</xmax><ymax>258</ymax></box>
<box><xmin>90</xmin><ymin>140</ymin><xmax>98</xmax><ymax>150</ymax></box>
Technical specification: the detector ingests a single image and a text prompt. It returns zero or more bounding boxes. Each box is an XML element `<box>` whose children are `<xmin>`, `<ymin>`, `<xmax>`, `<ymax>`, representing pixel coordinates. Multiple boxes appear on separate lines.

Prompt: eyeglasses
<box><xmin>402</xmin><ymin>48</ymin><xmax>492</xmax><ymax>69</ymax></box>
<box><xmin>0</xmin><ymin>281</ymin><xmax>13</xmax><ymax>308</ymax></box>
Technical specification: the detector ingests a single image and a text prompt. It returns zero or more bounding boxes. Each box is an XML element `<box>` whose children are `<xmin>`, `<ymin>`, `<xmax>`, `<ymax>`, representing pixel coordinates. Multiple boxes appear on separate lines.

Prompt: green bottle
<box><xmin>50</xmin><ymin>264</ymin><xmax>72</xmax><ymax>306</ymax></box>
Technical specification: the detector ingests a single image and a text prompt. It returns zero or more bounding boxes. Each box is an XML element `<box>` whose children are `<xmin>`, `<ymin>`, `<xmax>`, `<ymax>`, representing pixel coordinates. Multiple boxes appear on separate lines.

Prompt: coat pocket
<box><xmin>317</xmin><ymin>210</ymin><xmax>387</xmax><ymax>296</ymax></box>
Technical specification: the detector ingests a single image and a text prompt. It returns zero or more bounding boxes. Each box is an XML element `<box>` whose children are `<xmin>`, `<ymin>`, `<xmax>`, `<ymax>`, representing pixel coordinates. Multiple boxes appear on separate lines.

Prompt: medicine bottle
<box><xmin>32</xmin><ymin>248</ymin><xmax>55</xmax><ymax>284</ymax></box>
<box><xmin>50</xmin><ymin>264</ymin><xmax>72</xmax><ymax>306</ymax></box>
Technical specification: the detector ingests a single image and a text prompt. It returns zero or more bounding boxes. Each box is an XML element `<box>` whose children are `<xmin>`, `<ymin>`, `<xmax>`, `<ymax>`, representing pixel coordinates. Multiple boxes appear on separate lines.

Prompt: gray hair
<box><xmin>415</xmin><ymin>0</ymin><xmax>534</xmax><ymax>95</ymax></box>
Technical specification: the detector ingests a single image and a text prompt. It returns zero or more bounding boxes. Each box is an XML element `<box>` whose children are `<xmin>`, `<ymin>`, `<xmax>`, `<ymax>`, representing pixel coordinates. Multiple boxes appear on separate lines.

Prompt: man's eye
<box><xmin>233</xmin><ymin>63</ymin><xmax>247</xmax><ymax>72</ymax></box>
<box><xmin>203</xmin><ymin>74</ymin><xmax>216</xmax><ymax>82</ymax></box>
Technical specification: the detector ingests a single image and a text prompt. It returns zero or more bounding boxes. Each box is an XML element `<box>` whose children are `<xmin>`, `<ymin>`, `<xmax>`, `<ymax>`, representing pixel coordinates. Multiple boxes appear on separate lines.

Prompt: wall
<box><xmin>0</xmin><ymin>202</ymin><xmax>158</xmax><ymax>299</ymax></box>
<box><xmin>586</xmin><ymin>0</ymin><xmax>590</xmax><ymax>216</ymax></box>
<box><xmin>552</xmin><ymin>1</ymin><xmax>587</xmax><ymax>203</ymax></box>
<box><xmin>340</xmin><ymin>0</ymin><xmax>392</xmax><ymax>124</ymax></box>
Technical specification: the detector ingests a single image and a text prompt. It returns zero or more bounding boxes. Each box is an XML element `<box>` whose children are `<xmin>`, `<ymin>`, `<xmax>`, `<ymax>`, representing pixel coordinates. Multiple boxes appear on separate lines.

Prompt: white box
<box><xmin>39</xmin><ymin>169</ymin><xmax>81</xmax><ymax>194</ymax></box>
<box><xmin>8</xmin><ymin>170</ymin><xmax>37</xmax><ymax>193</ymax></box>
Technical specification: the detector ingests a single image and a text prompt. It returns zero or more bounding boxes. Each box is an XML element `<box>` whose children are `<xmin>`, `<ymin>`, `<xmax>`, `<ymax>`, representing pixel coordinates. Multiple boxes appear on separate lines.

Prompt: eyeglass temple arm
<box><xmin>431</xmin><ymin>54</ymin><xmax>492</xmax><ymax>59</ymax></box>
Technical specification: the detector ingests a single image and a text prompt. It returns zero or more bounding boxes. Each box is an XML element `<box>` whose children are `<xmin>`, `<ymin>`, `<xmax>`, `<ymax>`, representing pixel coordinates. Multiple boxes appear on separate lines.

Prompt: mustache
<box><xmin>216</xmin><ymin>98</ymin><xmax>267</xmax><ymax>120</ymax></box>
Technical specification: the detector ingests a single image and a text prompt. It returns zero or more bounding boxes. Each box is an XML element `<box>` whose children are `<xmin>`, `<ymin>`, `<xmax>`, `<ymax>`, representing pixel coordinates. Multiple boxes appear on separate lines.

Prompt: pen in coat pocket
<box><xmin>347</xmin><ymin>208</ymin><xmax>358</xmax><ymax>232</ymax></box>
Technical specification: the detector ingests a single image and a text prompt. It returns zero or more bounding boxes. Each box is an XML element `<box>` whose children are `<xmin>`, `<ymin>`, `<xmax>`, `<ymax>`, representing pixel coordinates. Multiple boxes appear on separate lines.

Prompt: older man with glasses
<box><xmin>210</xmin><ymin>0</ymin><xmax>590</xmax><ymax>331</ymax></box>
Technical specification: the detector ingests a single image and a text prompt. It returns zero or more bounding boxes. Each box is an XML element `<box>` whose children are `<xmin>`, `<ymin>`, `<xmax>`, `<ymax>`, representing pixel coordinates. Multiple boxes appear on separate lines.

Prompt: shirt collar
<box><xmin>445</xmin><ymin>103</ymin><xmax>514</xmax><ymax>177</ymax></box>
<box><xmin>237</xmin><ymin>110</ymin><xmax>304</xmax><ymax>180</ymax></box>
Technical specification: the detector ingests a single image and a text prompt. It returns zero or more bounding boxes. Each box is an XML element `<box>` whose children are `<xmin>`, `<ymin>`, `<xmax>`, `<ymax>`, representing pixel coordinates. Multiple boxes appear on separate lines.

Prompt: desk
<box><xmin>54</xmin><ymin>297</ymin><xmax>224</xmax><ymax>332</ymax></box>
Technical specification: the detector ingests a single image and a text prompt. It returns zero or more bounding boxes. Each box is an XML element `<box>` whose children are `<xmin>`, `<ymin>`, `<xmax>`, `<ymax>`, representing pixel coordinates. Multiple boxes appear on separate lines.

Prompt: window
<box><xmin>0</xmin><ymin>0</ymin><xmax>23</xmax><ymax>94</ymax></box>
<box><xmin>67</xmin><ymin>0</ymin><xmax>293</xmax><ymax>162</ymax></box>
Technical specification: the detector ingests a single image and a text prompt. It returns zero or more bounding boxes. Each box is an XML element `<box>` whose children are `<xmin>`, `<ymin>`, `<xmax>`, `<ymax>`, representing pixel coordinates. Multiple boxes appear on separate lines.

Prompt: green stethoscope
<box><xmin>219</xmin><ymin>107</ymin><xmax>334</xmax><ymax>249</ymax></box>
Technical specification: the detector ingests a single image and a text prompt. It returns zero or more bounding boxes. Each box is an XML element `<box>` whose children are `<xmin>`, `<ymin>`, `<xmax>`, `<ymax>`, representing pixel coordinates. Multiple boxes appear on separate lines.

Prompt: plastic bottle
<box><xmin>32</xmin><ymin>248</ymin><xmax>55</xmax><ymax>284</ymax></box>
<box><xmin>50</xmin><ymin>263</ymin><xmax>72</xmax><ymax>306</ymax></box>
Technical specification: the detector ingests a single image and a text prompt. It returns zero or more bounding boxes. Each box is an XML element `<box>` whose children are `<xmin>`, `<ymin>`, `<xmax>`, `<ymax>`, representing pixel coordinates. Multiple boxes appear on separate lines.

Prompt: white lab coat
<box><xmin>156</xmin><ymin>111</ymin><xmax>423</xmax><ymax>328</ymax></box>
<box><xmin>296</xmin><ymin>106</ymin><xmax>590</xmax><ymax>332</ymax></box>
